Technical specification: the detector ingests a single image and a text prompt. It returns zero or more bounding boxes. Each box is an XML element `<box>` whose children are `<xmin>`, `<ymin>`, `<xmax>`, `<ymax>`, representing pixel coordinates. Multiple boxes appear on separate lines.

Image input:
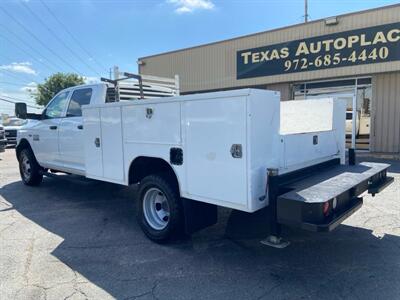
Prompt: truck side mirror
<box><xmin>15</xmin><ymin>102</ymin><xmax>27</xmax><ymax>119</ymax></box>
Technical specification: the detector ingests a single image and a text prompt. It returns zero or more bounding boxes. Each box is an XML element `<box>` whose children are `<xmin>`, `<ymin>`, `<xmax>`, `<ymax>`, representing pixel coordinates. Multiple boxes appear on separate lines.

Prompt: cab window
<box><xmin>66</xmin><ymin>88</ymin><xmax>93</xmax><ymax>117</ymax></box>
<box><xmin>45</xmin><ymin>91</ymin><xmax>70</xmax><ymax>119</ymax></box>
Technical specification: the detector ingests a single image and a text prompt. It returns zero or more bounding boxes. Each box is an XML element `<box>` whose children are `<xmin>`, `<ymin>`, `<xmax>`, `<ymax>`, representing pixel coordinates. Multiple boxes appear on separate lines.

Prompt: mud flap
<box><xmin>182</xmin><ymin>198</ymin><xmax>218</xmax><ymax>235</ymax></box>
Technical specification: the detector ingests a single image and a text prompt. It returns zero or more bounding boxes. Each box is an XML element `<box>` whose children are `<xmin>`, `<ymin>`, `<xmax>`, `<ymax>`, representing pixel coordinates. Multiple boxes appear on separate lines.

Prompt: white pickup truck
<box><xmin>14</xmin><ymin>73</ymin><xmax>393</xmax><ymax>246</ymax></box>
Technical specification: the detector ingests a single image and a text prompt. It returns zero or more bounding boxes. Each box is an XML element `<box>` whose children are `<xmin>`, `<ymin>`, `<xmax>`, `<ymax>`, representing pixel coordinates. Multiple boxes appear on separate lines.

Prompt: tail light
<box><xmin>323</xmin><ymin>202</ymin><xmax>330</xmax><ymax>216</ymax></box>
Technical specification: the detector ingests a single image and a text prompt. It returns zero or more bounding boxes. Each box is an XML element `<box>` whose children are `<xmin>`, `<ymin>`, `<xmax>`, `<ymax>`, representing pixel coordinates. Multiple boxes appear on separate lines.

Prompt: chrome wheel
<box><xmin>20</xmin><ymin>152</ymin><xmax>31</xmax><ymax>180</ymax></box>
<box><xmin>143</xmin><ymin>187</ymin><xmax>170</xmax><ymax>230</ymax></box>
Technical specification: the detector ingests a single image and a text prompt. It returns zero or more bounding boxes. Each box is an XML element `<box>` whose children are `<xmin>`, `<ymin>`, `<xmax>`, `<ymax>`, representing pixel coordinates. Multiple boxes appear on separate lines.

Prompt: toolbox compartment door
<box><xmin>82</xmin><ymin>107</ymin><xmax>103</xmax><ymax>178</ymax></box>
<box><xmin>82</xmin><ymin>106</ymin><xmax>124</xmax><ymax>183</ymax></box>
<box><xmin>184</xmin><ymin>96</ymin><xmax>248</xmax><ymax>209</ymax></box>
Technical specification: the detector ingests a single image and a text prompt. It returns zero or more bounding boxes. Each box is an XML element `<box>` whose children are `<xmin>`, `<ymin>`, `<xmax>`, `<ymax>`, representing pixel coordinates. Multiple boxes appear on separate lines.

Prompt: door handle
<box><xmin>49</xmin><ymin>125</ymin><xmax>57</xmax><ymax>130</ymax></box>
<box><xmin>77</xmin><ymin>125</ymin><xmax>83</xmax><ymax>130</ymax></box>
<box><xmin>94</xmin><ymin>137</ymin><xmax>100</xmax><ymax>148</ymax></box>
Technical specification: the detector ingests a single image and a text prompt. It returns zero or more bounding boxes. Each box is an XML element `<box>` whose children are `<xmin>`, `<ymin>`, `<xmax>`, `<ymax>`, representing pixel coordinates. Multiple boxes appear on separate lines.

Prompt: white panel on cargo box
<box><xmin>184</xmin><ymin>97</ymin><xmax>247</xmax><ymax>208</ymax></box>
<box><xmin>82</xmin><ymin>107</ymin><xmax>103</xmax><ymax>177</ymax></box>
<box><xmin>122</xmin><ymin>102</ymin><xmax>181</xmax><ymax>145</ymax></box>
<box><xmin>280</xmin><ymin>99</ymin><xmax>333</xmax><ymax>134</ymax></box>
<box><xmin>282</xmin><ymin>130</ymin><xmax>339</xmax><ymax>169</ymax></box>
<box><xmin>100</xmin><ymin>106</ymin><xmax>124</xmax><ymax>182</ymax></box>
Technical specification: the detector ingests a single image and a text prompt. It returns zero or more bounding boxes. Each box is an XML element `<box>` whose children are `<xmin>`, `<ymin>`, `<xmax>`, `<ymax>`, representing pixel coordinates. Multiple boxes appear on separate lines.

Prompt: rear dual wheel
<box><xmin>137</xmin><ymin>174</ymin><xmax>183</xmax><ymax>243</ymax></box>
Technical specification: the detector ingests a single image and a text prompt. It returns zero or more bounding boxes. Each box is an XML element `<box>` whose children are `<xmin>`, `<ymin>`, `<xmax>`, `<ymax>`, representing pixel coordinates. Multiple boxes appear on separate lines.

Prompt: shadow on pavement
<box><xmin>1</xmin><ymin>176</ymin><xmax>400</xmax><ymax>299</ymax></box>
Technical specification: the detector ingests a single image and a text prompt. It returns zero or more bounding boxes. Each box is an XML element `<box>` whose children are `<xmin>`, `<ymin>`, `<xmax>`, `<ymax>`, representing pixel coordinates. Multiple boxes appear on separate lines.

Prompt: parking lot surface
<box><xmin>1</xmin><ymin>149</ymin><xmax>399</xmax><ymax>300</ymax></box>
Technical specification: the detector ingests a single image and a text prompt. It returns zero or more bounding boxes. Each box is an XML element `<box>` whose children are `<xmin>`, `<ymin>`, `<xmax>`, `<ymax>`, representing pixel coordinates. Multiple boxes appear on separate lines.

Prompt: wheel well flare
<box><xmin>16</xmin><ymin>138</ymin><xmax>32</xmax><ymax>159</ymax></box>
<box><xmin>128</xmin><ymin>156</ymin><xmax>180</xmax><ymax>191</ymax></box>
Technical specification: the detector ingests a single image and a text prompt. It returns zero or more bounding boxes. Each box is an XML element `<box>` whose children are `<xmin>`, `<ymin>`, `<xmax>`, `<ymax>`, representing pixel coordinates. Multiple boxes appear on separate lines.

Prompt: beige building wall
<box><xmin>139</xmin><ymin>4</ymin><xmax>400</xmax><ymax>94</ymax></box>
<box><xmin>371</xmin><ymin>72</ymin><xmax>400</xmax><ymax>153</ymax></box>
<box><xmin>266</xmin><ymin>83</ymin><xmax>291</xmax><ymax>101</ymax></box>
<box><xmin>139</xmin><ymin>4</ymin><xmax>400</xmax><ymax>153</ymax></box>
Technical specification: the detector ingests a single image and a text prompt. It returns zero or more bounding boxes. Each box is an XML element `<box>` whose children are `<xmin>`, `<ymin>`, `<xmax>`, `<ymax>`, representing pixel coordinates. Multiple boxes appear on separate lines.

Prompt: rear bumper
<box><xmin>369</xmin><ymin>176</ymin><xmax>395</xmax><ymax>195</ymax></box>
<box><xmin>299</xmin><ymin>176</ymin><xmax>394</xmax><ymax>232</ymax></box>
<box><xmin>275</xmin><ymin>160</ymin><xmax>393</xmax><ymax>233</ymax></box>
<box><xmin>300</xmin><ymin>197</ymin><xmax>363</xmax><ymax>232</ymax></box>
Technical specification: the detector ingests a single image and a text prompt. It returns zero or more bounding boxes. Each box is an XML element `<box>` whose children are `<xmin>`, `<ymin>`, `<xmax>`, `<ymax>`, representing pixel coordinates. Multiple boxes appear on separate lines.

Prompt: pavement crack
<box><xmin>63</xmin><ymin>291</ymin><xmax>77</xmax><ymax>300</ymax></box>
<box><xmin>151</xmin><ymin>281</ymin><xmax>160</xmax><ymax>300</ymax></box>
<box><xmin>123</xmin><ymin>280</ymin><xmax>160</xmax><ymax>300</ymax></box>
<box><xmin>257</xmin><ymin>281</ymin><xmax>282</xmax><ymax>300</ymax></box>
<box><xmin>0</xmin><ymin>221</ymin><xmax>16</xmax><ymax>235</ymax></box>
<box><xmin>22</xmin><ymin>236</ymin><xmax>35</xmax><ymax>285</ymax></box>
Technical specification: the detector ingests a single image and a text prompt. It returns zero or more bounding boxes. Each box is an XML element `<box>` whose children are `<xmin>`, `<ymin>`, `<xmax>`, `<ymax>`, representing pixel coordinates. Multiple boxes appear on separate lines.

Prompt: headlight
<box><xmin>15</xmin><ymin>120</ymin><xmax>28</xmax><ymax>126</ymax></box>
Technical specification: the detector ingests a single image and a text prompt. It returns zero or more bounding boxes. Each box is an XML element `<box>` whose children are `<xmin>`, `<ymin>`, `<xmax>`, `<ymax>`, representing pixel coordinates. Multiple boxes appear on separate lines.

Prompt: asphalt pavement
<box><xmin>1</xmin><ymin>149</ymin><xmax>399</xmax><ymax>300</ymax></box>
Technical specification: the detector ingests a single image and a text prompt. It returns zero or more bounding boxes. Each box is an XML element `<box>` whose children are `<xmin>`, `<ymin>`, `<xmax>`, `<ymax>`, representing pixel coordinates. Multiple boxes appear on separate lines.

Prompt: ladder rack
<box><xmin>101</xmin><ymin>71</ymin><xmax>180</xmax><ymax>102</ymax></box>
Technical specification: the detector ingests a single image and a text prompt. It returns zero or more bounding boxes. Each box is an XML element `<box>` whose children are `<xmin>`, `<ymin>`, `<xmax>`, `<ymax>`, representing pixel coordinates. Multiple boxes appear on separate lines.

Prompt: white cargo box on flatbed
<box><xmin>82</xmin><ymin>89</ymin><xmax>345</xmax><ymax>213</ymax></box>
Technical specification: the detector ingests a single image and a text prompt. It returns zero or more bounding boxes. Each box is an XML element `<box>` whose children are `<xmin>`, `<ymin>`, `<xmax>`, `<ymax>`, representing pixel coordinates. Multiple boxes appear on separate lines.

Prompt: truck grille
<box><xmin>5</xmin><ymin>129</ymin><xmax>17</xmax><ymax>138</ymax></box>
<box><xmin>0</xmin><ymin>131</ymin><xmax>4</xmax><ymax>139</ymax></box>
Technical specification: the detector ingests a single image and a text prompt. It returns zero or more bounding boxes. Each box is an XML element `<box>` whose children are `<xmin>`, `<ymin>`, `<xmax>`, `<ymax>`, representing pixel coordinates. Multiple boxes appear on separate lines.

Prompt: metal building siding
<box><xmin>371</xmin><ymin>72</ymin><xmax>400</xmax><ymax>153</ymax></box>
<box><xmin>140</xmin><ymin>5</ymin><xmax>400</xmax><ymax>93</ymax></box>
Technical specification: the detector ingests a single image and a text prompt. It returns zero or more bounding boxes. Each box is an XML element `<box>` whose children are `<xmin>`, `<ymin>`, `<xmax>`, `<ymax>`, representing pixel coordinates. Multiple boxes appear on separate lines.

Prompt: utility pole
<box><xmin>113</xmin><ymin>66</ymin><xmax>120</xmax><ymax>80</ymax></box>
<box><xmin>304</xmin><ymin>0</ymin><xmax>308</xmax><ymax>23</ymax></box>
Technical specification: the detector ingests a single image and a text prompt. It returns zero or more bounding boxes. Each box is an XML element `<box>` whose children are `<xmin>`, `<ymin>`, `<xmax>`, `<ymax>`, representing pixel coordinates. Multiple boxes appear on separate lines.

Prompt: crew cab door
<box><xmin>59</xmin><ymin>87</ymin><xmax>93</xmax><ymax>173</ymax></box>
<box><xmin>32</xmin><ymin>91</ymin><xmax>70</xmax><ymax>166</ymax></box>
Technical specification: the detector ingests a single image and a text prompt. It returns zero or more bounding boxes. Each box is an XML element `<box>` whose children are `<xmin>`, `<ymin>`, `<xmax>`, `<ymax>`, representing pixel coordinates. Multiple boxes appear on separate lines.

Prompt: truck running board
<box><xmin>276</xmin><ymin>161</ymin><xmax>392</xmax><ymax>232</ymax></box>
<box><xmin>39</xmin><ymin>170</ymin><xmax>91</xmax><ymax>184</ymax></box>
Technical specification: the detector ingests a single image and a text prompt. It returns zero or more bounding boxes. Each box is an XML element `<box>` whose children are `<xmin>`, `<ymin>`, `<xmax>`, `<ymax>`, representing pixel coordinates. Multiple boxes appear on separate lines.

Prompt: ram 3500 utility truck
<box><xmin>14</xmin><ymin>73</ymin><xmax>393</xmax><ymax>247</ymax></box>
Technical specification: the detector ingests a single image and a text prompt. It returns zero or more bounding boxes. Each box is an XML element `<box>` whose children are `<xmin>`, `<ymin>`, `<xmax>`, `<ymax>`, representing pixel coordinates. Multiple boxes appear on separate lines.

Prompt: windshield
<box><xmin>3</xmin><ymin>118</ymin><xmax>28</xmax><ymax>127</ymax></box>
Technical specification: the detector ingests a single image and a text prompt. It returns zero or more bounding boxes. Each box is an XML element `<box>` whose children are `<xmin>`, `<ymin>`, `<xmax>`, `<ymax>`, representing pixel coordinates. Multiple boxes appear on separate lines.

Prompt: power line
<box><xmin>0</xmin><ymin>81</ymin><xmax>31</xmax><ymax>87</ymax></box>
<box><xmin>0</xmin><ymin>70</ymin><xmax>32</xmax><ymax>84</ymax></box>
<box><xmin>0</xmin><ymin>31</ymin><xmax>60</xmax><ymax>73</ymax></box>
<box><xmin>0</xmin><ymin>6</ymin><xmax>83</xmax><ymax>75</ymax></box>
<box><xmin>39</xmin><ymin>0</ymin><xmax>109</xmax><ymax>74</ymax></box>
<box><xmin>0</xmin><ymin>71</ymin><xmax>48</xmax><ymax>94</ymax></box>
<box><xmin>0</xmin><ymin>70</ymin><xmax>61</xmax><ymax>96</ymax></box>
<box><xmin>0</xmin><ymin>67</ymin><xmax>91</xmax><ymax>99</ymax></box>
<box><xmin>0</xmin><ymin>94</ymin><xmax>34</xmax><ymax>101</ymax></box>
<box><xmin>0</xmin><ymin>97</ymin><xmax>41</xmax><ymax>109</ymax></box>
<box><xmin>21</xmin><ymin>1</ymin><xmax>102</xmax><ymax>77</ymax></box>
<box><xmin>0</xmin><ymin>70</ymin><xmax>45</xmax><ymax>94</ymax></box>
<box><xmin>1</xmin><ymin>94</ymin><xmax>37</xmax><ymax>104</ymax></box>
<box><xmin>0</xmin><ymin>23</ymin><xmax>66</xmax><ymax>71</ymax></box>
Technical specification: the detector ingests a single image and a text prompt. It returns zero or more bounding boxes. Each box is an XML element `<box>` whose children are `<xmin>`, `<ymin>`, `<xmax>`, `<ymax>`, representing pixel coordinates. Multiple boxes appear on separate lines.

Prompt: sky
<box><xmin>0</xmin><ymin>0</ymin><xmax>399</xmax><ymax>115</ymax></box>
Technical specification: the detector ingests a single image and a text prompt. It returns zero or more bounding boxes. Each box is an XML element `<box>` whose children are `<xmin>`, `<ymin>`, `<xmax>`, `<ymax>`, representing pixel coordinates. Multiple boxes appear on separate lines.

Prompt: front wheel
<box><xmin>136</xmin><ymin>174</ymin><xmax>183</xmax><ymax>243</ymax></box>
<box><xmin>18</xmin><ymin>148</ymin><xmax>43</xmax><ymax>186</ymax></box>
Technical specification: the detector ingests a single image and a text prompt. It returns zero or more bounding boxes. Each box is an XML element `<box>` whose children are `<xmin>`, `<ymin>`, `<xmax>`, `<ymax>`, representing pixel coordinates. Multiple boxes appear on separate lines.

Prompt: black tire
<box><xmin>136</xmin><ymin>174</ymin><xmax>183</xmax><ymax>243</ymax></box>
<box><xmin>18</xmin><ymin>148</ymin><xmax>43</xmax><ymax>186</ymax></box>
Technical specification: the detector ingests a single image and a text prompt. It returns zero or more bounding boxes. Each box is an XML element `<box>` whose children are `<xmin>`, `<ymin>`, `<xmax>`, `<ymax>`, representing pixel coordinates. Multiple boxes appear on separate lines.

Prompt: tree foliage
<box><xmin>34</xmin><ymin>73</ymin><xmax>84</xmax><ymax>106</ymax></box>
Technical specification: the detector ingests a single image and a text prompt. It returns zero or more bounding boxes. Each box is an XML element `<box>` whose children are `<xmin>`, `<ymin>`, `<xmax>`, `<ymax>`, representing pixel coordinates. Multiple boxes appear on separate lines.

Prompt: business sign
<box><xmin>237</xmin><ymin>22</ymin><xmax>400</xmax><ymax>79</ymax></box>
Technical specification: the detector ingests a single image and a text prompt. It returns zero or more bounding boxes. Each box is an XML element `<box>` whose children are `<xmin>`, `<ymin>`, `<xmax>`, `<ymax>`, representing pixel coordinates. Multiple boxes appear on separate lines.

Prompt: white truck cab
<box><xmin>19</xmin><ymin>84</ymin><xmax>104</xmax><ymax>175</ymax></box>
<box><xmin>14</xmin><ymin>73</ymin><xmax>393</xmax><ymax>247</ymax></box>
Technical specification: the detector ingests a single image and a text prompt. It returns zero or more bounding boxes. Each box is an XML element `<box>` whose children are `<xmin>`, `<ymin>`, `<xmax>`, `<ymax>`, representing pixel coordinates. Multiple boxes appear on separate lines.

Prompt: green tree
<box><xmin>34</xmin><ymin>73</ymin><xmax>84</xmax><ymax>106</ymax></box>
